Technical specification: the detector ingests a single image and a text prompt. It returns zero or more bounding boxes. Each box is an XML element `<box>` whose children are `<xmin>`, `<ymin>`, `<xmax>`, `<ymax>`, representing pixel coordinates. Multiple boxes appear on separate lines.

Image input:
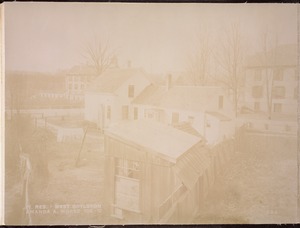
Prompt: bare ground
<box><xmin>194</xmin><ymin>133</ymin><xmax>298</xmax><ymax>224</ymax></box>
<box><xmin>5</xmin><ymin>119</ymin><xmax>105</xmax><ymax>225</ymax></box>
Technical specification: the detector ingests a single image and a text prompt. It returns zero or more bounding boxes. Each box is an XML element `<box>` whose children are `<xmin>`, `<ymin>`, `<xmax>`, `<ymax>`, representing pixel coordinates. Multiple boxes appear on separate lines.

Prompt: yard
<box><xmin>5</xmin><ymin>116</ymin><xmax>105</xmax><ymax>225</ymax></box>
<box><xmin>194</xmin><ymin>131</ymin><xmax>298</xmax><ymax>224</ymax></box>
<box><xmin>5</xmin><ymin>115</ymin><xmax>298</xmax><ymax>225</ymax></box>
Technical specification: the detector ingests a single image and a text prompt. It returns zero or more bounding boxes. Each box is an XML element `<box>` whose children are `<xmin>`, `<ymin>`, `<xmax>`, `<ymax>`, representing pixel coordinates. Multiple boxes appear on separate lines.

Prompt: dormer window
<box><xmin>128</xmin><ymin>85</ymin><xmax>135</xmax><ymax>98</ymax></box>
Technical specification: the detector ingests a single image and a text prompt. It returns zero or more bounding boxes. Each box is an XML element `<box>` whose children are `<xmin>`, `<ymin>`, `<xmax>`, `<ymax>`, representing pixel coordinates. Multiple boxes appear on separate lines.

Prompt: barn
<box><xmin>103</xmin><ymin>120</ymin><xmax>235</xmax><ymax>223</ymax></box>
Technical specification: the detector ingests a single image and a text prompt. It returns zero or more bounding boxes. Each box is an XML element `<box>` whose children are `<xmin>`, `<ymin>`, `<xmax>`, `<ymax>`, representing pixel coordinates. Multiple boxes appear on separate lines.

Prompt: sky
<box><xmin>4</xmin><ymin>3</ymin><xmax>298</xmax><ymax>74</ymax></box>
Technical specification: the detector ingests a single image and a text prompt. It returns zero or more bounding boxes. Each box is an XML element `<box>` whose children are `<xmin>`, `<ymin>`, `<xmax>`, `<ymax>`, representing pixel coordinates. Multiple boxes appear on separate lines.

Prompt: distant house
<box><xmin>84</xmin><ymin>68</ymin><xmax>151</xmax><ymax>130</ymax></box>
<box><xmin>65</xmin><ymin>65</ymin><xmax>97</xmax><ymax>101</ymax></box>
<box><xmin>132</xmin><ymin>79</ymin><xmax>235</xmax><ymax>145</ymax></box>
<box><xmin>6</xmin><ymin>71</ymin><xmax>69</xmax><ymax>109</ymax></box>
<box><xmin>38</xmin><ymin>88</ymin><xmax>66</xmax><ymax>100</ymax></box>
<box><xmin>243</xmin><ymin>44</ymin><xmax>298</xmax><ymax>117</ymax></box>
<box><xmin>103</xmin><ymin>120</ymin><xmax>212</xmax><ymax>223</ymax></box>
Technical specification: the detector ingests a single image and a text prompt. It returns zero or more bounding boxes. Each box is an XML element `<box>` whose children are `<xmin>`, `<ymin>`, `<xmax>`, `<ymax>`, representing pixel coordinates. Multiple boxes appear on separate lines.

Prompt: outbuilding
<box><xmin>103</xmin><ymin>120</ymin><xmax>225</xmax><ymax>223</ymax></box>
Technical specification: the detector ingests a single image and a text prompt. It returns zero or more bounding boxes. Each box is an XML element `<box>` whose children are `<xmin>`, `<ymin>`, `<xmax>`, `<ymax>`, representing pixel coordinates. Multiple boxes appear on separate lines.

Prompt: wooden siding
<box><xmin>104</xmin><ymin>134</ymin><xmax>236</xmax><ymax>223</ymax></box>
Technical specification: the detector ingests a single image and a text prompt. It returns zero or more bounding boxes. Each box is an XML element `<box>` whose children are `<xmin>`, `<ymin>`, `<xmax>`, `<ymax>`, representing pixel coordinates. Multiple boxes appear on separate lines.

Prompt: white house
<box><xmin>132</xmin><ymin>80</ymin><xmax>235</xmax><ymax>145</ymax></box>
<box><xmin>243</xmin><ymin>44</ymin><xmax>298</xmax><ymax>118</ymax></box>
<box><xmin>84</xmin><ymin>68</ymin><xmax>151</xmax><ymax>130</ymax></box>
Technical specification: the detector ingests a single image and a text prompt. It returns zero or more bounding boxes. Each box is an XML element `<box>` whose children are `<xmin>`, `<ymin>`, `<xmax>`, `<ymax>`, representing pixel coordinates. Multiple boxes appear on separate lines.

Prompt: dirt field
<box><xmin>194</xmin><ymin>132</ymin><xmax>298</xmax><ymax>224</ymax></box>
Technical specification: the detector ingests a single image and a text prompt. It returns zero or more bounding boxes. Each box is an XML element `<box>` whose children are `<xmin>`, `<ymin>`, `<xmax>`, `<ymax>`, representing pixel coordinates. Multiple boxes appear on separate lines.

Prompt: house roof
<box><xmin>206</xmin><ymin>111</ymin><xmax>231</xmax><ymax>121</ymax></box>
<box><xmin>173</xmin><ymin>122</ymin><xmax>203</xmax><ymax>137</ymax></box>
<box><xmin>105</xmin><ymin>120</ymin><xmax>202</xmax><ymax>163</ymax></box>
<box><xmin>86</xmin><ymin>68</ymin><xmax>145</xmax><ymax>93</ymax></box>
<box><xmin>246</xmin><ymin>44</ymin><xmax>297</xmax><ymax>67</ymax></box>
<box><xmin>66</xmin><ymin>65</ymin><xmax>97</xmax><ymax>76</ymax></box>
<box><xmin>132</xmin><ymin>84</ymin><xmax>224</xmax><ymax>112</ymax></box>
<box><xmin>132</xmin><ymin>84</ymin><xmax>166</xmax><ymax>106</ymax></box>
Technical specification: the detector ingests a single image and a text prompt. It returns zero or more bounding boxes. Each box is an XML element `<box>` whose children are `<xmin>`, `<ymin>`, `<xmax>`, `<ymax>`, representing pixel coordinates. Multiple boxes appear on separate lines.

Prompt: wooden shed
<box><xmin>103</xmin><ymin>120</ymin><xmax>217</xmax><ymax>223</ymax></box>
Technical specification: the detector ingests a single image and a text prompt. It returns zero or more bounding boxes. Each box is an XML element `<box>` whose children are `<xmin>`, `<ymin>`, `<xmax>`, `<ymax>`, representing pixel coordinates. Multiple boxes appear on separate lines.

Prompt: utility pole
<box><xmin>75</xmin><ymin>126</ymin><xmax>89</xmax><ymax>167</ymax></box>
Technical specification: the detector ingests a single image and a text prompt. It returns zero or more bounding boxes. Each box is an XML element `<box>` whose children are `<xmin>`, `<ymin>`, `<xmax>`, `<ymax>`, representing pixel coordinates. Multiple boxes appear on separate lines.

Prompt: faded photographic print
<box><xmin>3</xmin><ymin>2</ymin><xmax>299</xmax><ymax>225</ymax></box>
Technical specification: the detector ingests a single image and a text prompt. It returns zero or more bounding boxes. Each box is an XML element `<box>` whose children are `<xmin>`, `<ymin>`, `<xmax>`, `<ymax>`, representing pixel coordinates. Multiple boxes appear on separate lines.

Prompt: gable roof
<box><xmin>105</xmin><ymin>120</ymin><xmax>202</xmax><ymax>163</ymax></box>
<box><xmin>133</xmin><ymin>84</ymin><xmax>224</xmax><ymax>112</ymax></box>
<box><xmin>66</xmin><ymin>65</ymin><xmax>97</xmax><ymax>76</ymax></box>
<box><xmin>246</xmin><ymin>44</ymin><xmax>297</xmax><ymax>68</ymax></box>
<box><xmin>86</xmin><ymin>68</ymin><xmax>146</xmax><ymax>93</ymax></box>
<box><xmin>132</xmin><ymin>84</ymin><xmax>166</xmax><ymax>106</ymax></box>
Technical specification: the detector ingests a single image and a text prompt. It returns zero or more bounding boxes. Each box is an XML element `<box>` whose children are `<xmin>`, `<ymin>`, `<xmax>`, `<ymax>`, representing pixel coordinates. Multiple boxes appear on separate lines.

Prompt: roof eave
<box><xmin>105</xmin><ymin>130</ymin><xmax>196</xmax><ymax>164</ymax></box>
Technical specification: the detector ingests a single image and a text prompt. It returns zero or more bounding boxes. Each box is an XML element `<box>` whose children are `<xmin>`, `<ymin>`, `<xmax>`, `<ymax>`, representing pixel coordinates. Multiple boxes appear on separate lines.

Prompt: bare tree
<box><xmin>215</xmin><ymin>23</ymin><xmax>244</xmax><ymax>118</ymax></box>
<box><xmin>81</xmin><ymin>36</ymin><xmax>116</xmax><ymax>76</ymax></box>
<box><xmin>186</xmin><ymin>31</ymin><xmax>212</xmax><ymax>85</ymax></box>
<box><xmin>261</xmin><ymin>30</ymin><xmax>278</xmax><ymax>120</ymax></box>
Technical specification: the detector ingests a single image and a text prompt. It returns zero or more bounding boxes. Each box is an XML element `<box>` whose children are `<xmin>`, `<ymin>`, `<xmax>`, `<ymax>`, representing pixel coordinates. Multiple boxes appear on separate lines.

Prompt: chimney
<box><xmin>166</xmin><ymin>74</ymin><xmax>172</xmax><ymax>91</ymax></box>
<box><xmin>127</xmin><ymin>60</ymin><xmax>131</xmax><ymax>68</ymax></box>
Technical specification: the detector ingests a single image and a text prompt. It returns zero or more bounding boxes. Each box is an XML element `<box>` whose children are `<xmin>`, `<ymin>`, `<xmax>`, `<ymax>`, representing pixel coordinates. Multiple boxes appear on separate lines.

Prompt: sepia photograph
<box><xmin>2</xmin><ymin>2</ymin><xmax>299</xmax><ymax>225</ymax></box>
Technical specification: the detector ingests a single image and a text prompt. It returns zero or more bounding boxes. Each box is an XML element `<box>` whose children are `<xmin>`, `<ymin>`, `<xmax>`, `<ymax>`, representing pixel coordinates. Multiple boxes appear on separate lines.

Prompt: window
<box><xmin>115</xmin><ymin>158</ymin><xmax>140</xmax><ymax>180</ymax></box>
<box><xmin>69</xmin><ymin>84</ymin><xmax>72</xmax><ymax>90</ymax></box>
<box><xmin>254</xmin><ymin>102</ymin><xmax>260</xmax><ymax>112</ymax></box>
<box><xmin>122</xmin><ymin>106</ymin><xmax>129</xmax><ymax>120</ymax></box>
<box><xmin>172</xmin><ymin>112</ymin><xmax>179</xmax><ymax>124</ymax></box>
<box><xmin>254</xmin><ymin>69</ymin><xmax>262</xmax><ymax>81</ymax></box>
<box><xmin>252</xmin><ymin>86</ymin><xmax>263</xmax><ymax>98</ymax></box>
<box><xmin>107</xmin><ymin>105</ymin><xmax>111</xmax><ymax>120</ymax></box>
<box><xmin>272</xmin><ymin>86</ymin><xmax>285</xmax><ymax>99</ymax></box>
<box><xmin>81</xmin><ymin>84</ymin><xmax>84</xmax><ymax>90</ymax></box>
<box><xmin>273</xmin><ymin>103</ymin><xmax>282</xmax><ymax>113</ymax></box>
<box><xmin>74</xmin><ymin>84</ymin><xmax>78</xmax><ymax>90</ymax></box>
<box><xmin>114</xmin><ymin>158</ymin><xmax>140</xmax><ymax>212</ymax></box>
<box><xmin>273</xmin><ymin>69</ymin><xmax>283</xmax><ymax>81</ymax></box>
<box><xmin>294</xmin><ymin>87</ymin><xmax>298</xmax><ymax>99</ymax></box>
<box><xmin>218</xmin><ymin>96</ymin><xmax>224</xmax><ymax>109</ymax></box>
<box><xmin>128</xmin><ymin>85</ymin><xmax>135</xmax><ymax>98</ymax></box>
<box><xmin>134</xmin><ymin>107</ymin><xmax>138</xmax><ymax>120</ymax></box>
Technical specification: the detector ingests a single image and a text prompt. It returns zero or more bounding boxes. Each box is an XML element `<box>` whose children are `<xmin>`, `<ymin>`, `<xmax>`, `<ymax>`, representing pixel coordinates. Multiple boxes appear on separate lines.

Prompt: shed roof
<box><xmin>105</xmin><ymin>120</ymin><xmax>202</xmax><ymax>163</ymax></box>
<box><xmin>86</xmin><ymin>68</ymin><xmax>145</xmax><ymax>93</ymax></box>
<box><xmin>133</xmin><ymin>84</ymin><xmax>224</xmax><ymax>112</ymax></box>
<box><xmin>173</xmin><ymin>144</ymin><xmax>211</xmax><ymax>190</ymax></box>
